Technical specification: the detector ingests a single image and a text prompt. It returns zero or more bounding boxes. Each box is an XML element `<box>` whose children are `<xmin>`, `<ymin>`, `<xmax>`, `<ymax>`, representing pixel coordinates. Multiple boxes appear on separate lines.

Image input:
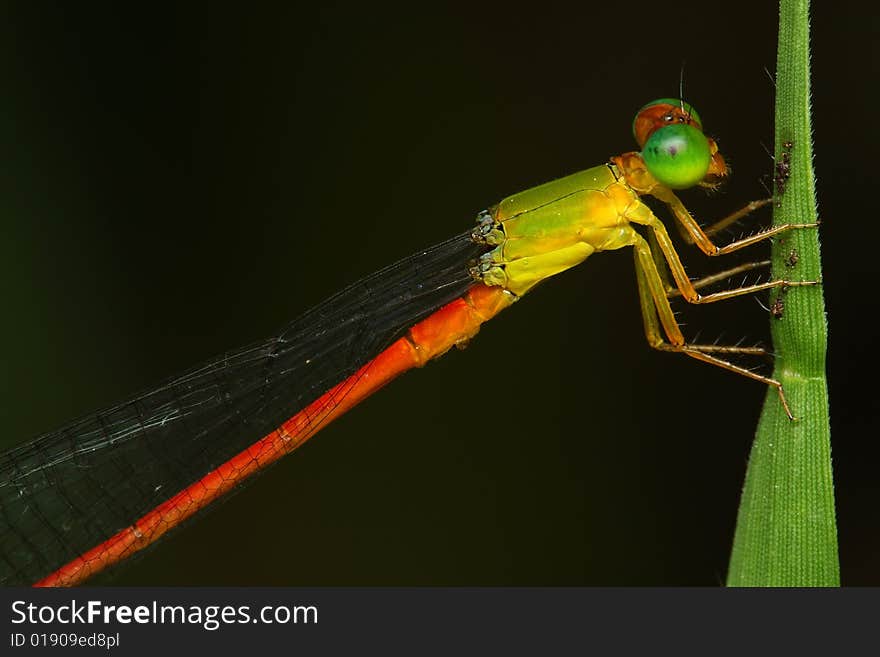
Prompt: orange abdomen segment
<box><xmin>35</xmin><ymin>284</ymin><xmax>513</xmax><ymax>586</ymax></box>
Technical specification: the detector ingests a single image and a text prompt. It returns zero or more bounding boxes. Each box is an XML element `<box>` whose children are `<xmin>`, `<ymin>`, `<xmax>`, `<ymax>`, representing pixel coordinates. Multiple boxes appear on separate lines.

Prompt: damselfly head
<box><xmin>633</xmin><ymin>98</ymin><xmax>728</xmax><ymax>190</ymax></box>
<box><xmin>632</xmin><ymin>98</ymin><xmax>703</xmax><ymax>148</ymax></box>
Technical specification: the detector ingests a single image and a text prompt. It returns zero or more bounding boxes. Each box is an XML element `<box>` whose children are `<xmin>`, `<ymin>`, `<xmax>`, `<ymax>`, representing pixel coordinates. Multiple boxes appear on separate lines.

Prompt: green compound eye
<box><xmin>642</xmin><ymin>124</ymin><xmax>711</xmax><ymax>189</ymax></box>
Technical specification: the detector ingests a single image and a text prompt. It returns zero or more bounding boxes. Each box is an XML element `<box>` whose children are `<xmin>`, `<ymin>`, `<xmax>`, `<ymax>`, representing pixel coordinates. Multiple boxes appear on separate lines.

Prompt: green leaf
<box><xmin>726</xmin><ymin>0</ymin><xmax>838</xmax><ymax>587</ymax></box>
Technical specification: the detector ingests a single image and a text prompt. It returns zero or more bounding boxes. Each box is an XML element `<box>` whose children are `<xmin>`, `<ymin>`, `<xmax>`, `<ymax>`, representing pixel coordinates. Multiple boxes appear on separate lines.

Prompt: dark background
<box><xmin>0</xmin><ymin>4</ymin><xmax>875</xmax><ymax>585</ymax></box>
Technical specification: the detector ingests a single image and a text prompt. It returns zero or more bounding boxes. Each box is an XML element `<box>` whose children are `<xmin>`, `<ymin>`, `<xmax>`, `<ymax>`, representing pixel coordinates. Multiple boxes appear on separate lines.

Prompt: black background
<box><xmin>1</xmin><ymin>3</ymin><xmax>876</xmax><ymax>585</ymax></box>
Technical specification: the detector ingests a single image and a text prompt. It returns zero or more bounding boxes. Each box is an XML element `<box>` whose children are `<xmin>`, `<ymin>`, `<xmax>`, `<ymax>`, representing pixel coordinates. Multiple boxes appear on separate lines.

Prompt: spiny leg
<box><xmin>633</xmin><ymin>235</ymin><xmax>768</xmax><ymax>355</ymax></box>
<box><xmin>647</xmin><ymin>229</ymin><xmax>675</xmax><ymax>293</ymax></box>
<box><xmin>635</xmin><ymin>211</ymin><xmax>816</xmax><ymax>304</ymax></box>
<box><xmin>683</xmin><ymin>278</ymin><xmax>814</xmax><ymax>304</ymax></box>
<box><xmin>671</xmin><ymin>197</ymin><xmax>774</xmax><ymax>244</ymax></box>
<box><xmin>665</xmin><ymin>260</ymin><xmax>771</xmax><ymax>298</ymax></box>
<box><xmin>647</xmin><ymin>226</ymin><xmax>772</xmax><ymax>297</ymax></box>
<box><xmin>701</xmin><ymin>222</ymin><xmax>817</xmax><ymax>257</ymax></box>
<box><xmin>647</xmin><ymin>218</ymin><xmax>772</xmax><ymax>298</ymax></box>
<box><xmin>631</xmin><ymin>236</ymin><xmax>795</xmax><ymax>419</ymax></box>
<box><xmin>649</xmin><ymin>187</ymin><xmax>816</xmax><ymax>257</ymax></box>
<box><xmin>702</xmin><ymin>198</ymin><xmax>774</xmax><ymax>238</ymax></box>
